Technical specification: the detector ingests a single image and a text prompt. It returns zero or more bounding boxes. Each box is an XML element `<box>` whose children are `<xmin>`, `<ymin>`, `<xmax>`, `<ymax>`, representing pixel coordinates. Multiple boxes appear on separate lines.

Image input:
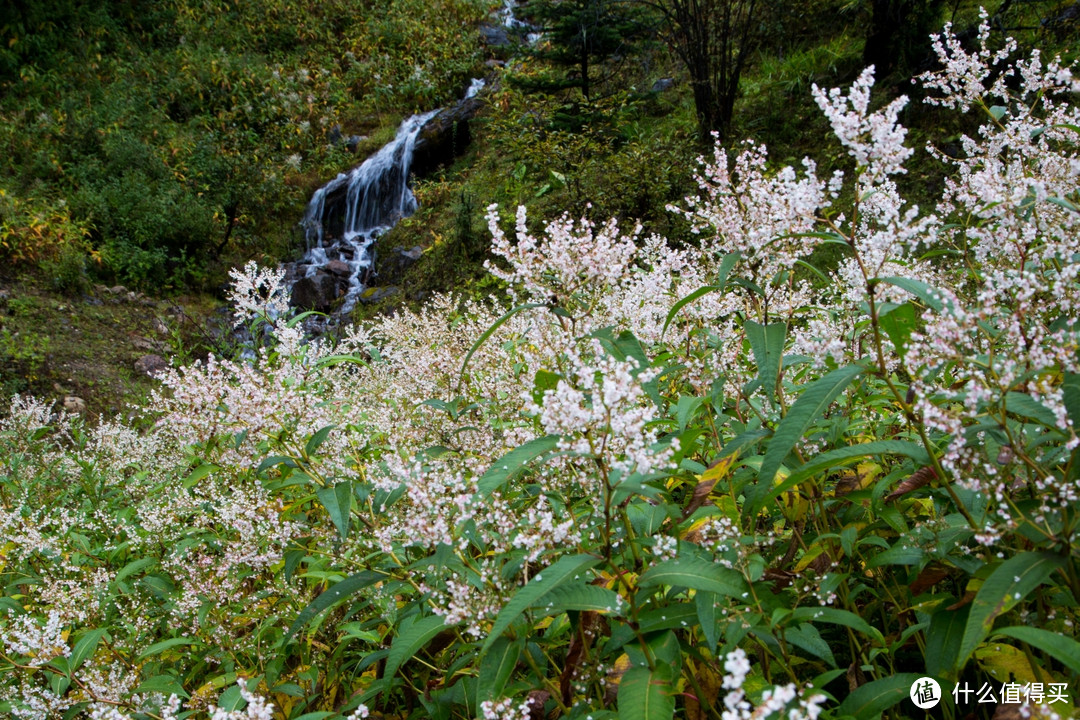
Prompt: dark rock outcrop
<box><xmin>291</xmin><ymin>272</ymin><xmax>343</xmax><ymax>312</ymax></box>
<box><xmin>374</xmin><ymin>245</ymin><xmax>424</xmax><ymax>286</ymax></box>
<box><xmin>411</xmin><ymin>93</ymin><xmax>485</xmax><ymax>176</ymax></box>
<box><xmin>134</xmin><ymin>354</ymin><xmax>168</xmax><ymax>376</ymax></box>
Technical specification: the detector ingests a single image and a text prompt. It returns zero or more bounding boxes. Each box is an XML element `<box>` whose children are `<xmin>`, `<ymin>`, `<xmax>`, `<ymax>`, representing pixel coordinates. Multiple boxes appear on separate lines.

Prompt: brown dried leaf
<box><xmin>884</xmin><ymin>466</ymin><xmax>938</xmax><ymax>502</ymax></box>
<box><xmin>682</xmin><ymin>454</ymin><xmax>736</xmax><ymax>520</ymax></box>
<box><xmin>604</xmin><ymin>654</ymin><xmax>632</xmax><ymax>706</ymax></box>
<box><xmin>685</xmin><ymin>663</ymin><xmax>722</xmax><ymax>720</ymax></box>
<box><xmin>910</xmin><ymin>563</ymin><xmax>950</xmax><ymax>595</ymax></box>
<box><xmin>947</xmin><ymin>590</ymin><xmax>976</xmax><ymax>611</ymax></box>
<box><xmin>762</xmin><ymin>568</ymin><xmax>796</xmax><ymax>591</ymax></box>
<box><xmin>560</xmin><ymin>611</ymin><xmax>602</xmax><ymax>704</ymax></box>
<box><xmin>846</xmin><ymin>661</ymin><xmax>866</xmax><ymax>693</ymax></box>
<box><xmin>526</xmin><ymin>690</ymin><xmax>551</xmax><ymax>720</ymax></box>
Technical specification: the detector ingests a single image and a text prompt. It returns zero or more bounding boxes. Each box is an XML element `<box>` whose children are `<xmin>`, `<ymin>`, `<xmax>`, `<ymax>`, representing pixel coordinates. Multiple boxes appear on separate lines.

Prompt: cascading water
<box><xmin>297</xmin><ymin>108</ymin><xmax>440</xmax><ymax>313</ymax></box>
<box><xmin>293</xmin><ymin>1</ymin><xmax>528</xmax><ymax>318</ymax></box>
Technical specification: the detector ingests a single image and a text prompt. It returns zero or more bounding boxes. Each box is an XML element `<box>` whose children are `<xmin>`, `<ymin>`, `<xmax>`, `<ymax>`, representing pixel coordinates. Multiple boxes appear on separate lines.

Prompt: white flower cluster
<box><xmin>720</xmin><ymin>648</ymin><xmax>827</xmax><ymax>720</ymax></box>
<box><xmin>1</xmin><ymin>610</ymin><xmax>69</xmax><ymax>667</ymax></box>
<box><xmin>480</xmin><ymin>697</ymin><xmax>532</xmax><ymax>720</ymax></box>
<box><xmin>226</xmin><ymin>261</ymin><xmax>291</xmax><ymax>327</ymax></box>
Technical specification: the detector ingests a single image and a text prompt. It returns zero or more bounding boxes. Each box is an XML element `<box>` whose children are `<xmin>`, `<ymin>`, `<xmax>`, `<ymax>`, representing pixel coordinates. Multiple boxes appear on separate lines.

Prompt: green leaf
<box><xmin>285</xmin><ymin>570</ymin><xmax>383</xmax><ymax>639</ymax></box>
<box><xmin>137</xmin><ymin>636</ymin><xmax>203</xmax><ymax>660</ymax></box>
<box><xmin>878</xmin><ymin>302</ymin><xmax>916</xmax><ymax>359</ymax></box>
<box><xmin>749</xmin><ymin>364</ymin><xmax>865</xmax><ymax>514</ymax></box>
<box><xmin>477</xmin><ymin>636</ymin><xmax>523</xmax><ymax>704</ymax></box>
<box><xmin>482</xmin><ymin>554</ymin><xmax>600</xmax><ymax>654</ymax></box>
<box><xmin>865</xmin><ymin>544</ymin><xmax>924</xmax><ymax>568</ymax></box>
<box><xmin>768</xmin><ymin>440</ymin><xmax>929</xmax><ymax>503</ymax></box>
<box><xmin>660</xmin><ymin>252</ymin><xmax>739</xmax><ymax>340</ymax></box>
<box><xmin>459</xmin><ymin>303</ymin><xmax>546</xmax><ymax>383</ymax></box>
<box><xmin>136</xmin><ymin>674</ymin><xmax>188</xmax><ymax>698</ymax></box>
<box><xmin>1063</xmin><ymin>372</ymin><xmax>1080</xmax><ymax>428</ymax></box>
<box><xmin>618</xmin><ymin>665</ymin><xmax>676</xmax><ymax>720</ymax></box>
<box><xmin>989</xmin><ymin>104</ymin><xmax>1007</xmax><ymax>121</ymax></box>
<box><xmin>788</xmin><ymin>607</ymin><xmax>883</xmax><ymax>644</ymax></box>
<box><xmin>877</xmin><ymin>277</ymin><xmax>950</xmax><ymax>313</ymax></box>
<box><xmin>993</xmin><ymin>626</ymin><xmax>1080</xmax><ymax>674</ymax></box>
<box><xmin>745</xmin><ymin>320</ymin><xmax>786</xmax><ymax>401</ymax></box>
<box><xmin>784</xmin><ymin>623</ymin><xmax>836</xmax><ymax>668</ymax></box>
<box><xmin>1048</xmin><ymin>195</ymin><xmax>1079</xmax><ymax>213</ymax></box>
<box><xmin>695</xmin><ymin>590</ymin><xmax>720</xmax><ymax>654</ymax></box>
<box><xmin>925</xmin><ymin>605</ymin><xmax>968</xmax><ymax>679</ymax></box>
<box><xmin>532</xmin><ymin>369</ymin><xmax>562</xmax><ymax>405</ymax></box>
<box><xmin>313</xmin><ymin>354</ymin><xmax>368</xmax><ymax>369</ymax></box>
<box><xmin>1004</xmin><ymin>392</ymin><xmax>1059</xmax><ymax>428</ymax></box>
<box><xmin>316</xmin><ymin>480</ymin><xmax>352</xmax><ymax>541</ymax></box>
<box><xmin>384</xmin><ymin>613</ymin><xmax>453</xmax><ymax>681</ymax></box>
<box><xmin>114</xmin><ymin>557</ymin><xmax>156</xmax><ymax>585</ymax></box>
<box><xmin>182</xmin><ymin>463</ymin><xmax>217</xmax><ymax>489</ymax></box>
<box><xmin>218</xmin><ymin>684</ymin><xmax>245</xmax><ymax>711</ymax></box>
<box><xmin>836</xmin><ymin>673</ymin><xmax>924</xmax><ymax>720</ymax></box>
<box><xmin>531</xmin><ymin>583</ymin><xmax>623</xmax><ymax>616</ymax></box>
<box><xmin>69</xmin><ymin>629</ymin><xmax>106</xmax><ymax>674</ymax></box>
<box><xmin>304</xmin><ymin>425</ymin><xmax>335</xmax><ymax>457</ymax></box>
<box><xmin>957</xmin><ymin>552</ymin><xmax>1065</xmax><ymax>671</ymax></box>
<box><xmin>638</xmin><ymin>557</ymin><xmax>746</xmax><ymax>597</ymax></box>
<box><xmin>477</xmin><ymin>435</ymin><xmax>561</xmax><ymax>496</ymax></box>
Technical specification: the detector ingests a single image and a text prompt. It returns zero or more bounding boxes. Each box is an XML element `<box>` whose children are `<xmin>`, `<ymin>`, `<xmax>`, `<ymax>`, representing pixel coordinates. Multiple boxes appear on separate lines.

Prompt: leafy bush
<box><xmin>0</xmin><ymin>189</ymin><xmax>90</xmax><ymax>265</ymax></box>
<box><xmin>3</xmin><ymin>21</ymin><xmax>1080</xmax><ymax>720</ymax></box>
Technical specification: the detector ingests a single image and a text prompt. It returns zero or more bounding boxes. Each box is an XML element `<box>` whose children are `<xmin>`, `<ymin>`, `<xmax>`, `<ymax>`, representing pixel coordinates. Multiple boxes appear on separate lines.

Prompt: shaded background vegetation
<box><xmin>0</xmin><ymin>0</ymin><xmax>1076</xmax><ymax>409</ymax></box>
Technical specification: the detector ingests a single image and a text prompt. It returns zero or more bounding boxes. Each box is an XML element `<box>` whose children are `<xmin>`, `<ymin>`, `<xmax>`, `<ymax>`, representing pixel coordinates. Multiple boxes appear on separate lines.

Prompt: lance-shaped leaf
<box><xmin>618</xmin><ymin>665</ymin><xmax>676</xmax><ymax>720</ymax></box>
<box><xmin>286</xmin><ymin>570</ymin><xmax>383</xmax><ymax>639</ymax></box>
<box><xmin>482</xmin><ymin>554</ymin><xmax>601</xmax><ymax>654</ymax></box>
<box><xmin>638</xmin><ymin>557</ymin><xmax>746</xmax><ymax>597</ymax></box>
<box><xmin>660</xmin><ymin>252</ymin><xmax>740</xmax><ymax>341</ymax></box>
<box><xmin>956</xmin><ymin>552</ymin><xmax>1065</xmax><ymax>671</ymax></box>
<box><xmin>836</xmin><ymin>674</ymin><xmax>925</xmax><ymax>720</ymax></box>
<box><xmin>748</xmin><ymin>363</ymin><xmax>865</xmax><ymax>514</ymax></box>
<box><xmin>316</xmin><ymin>480</ymin><xmax>353</xmax><ymax>541</ymax></box>
<box><xmin>477</xmin><ymin>435</ymin><xmax>561</xmax><ymax>496</ymax></box>
<box><xmin>993</xmin><ymin>626</ymin><xmax>1080</xmax><ymax>674</ymax></box>
<box><xmin>384</xmin><ymin>614</ymin><xmax>454</xmax><ymax>681</ymax></box>
<box><xmin>745</xmin><ymin>320</ymin><xmax>786</xmax><ymax>401</ymax></box>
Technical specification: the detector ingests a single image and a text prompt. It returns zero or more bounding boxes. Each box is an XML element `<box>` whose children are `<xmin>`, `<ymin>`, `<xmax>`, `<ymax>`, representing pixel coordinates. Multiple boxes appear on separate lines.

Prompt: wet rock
<box><xmin>480</xmin><ymin>22</ymin><xmax>511</xmax><ymax>47</ymax></box>
<box><xmin>62</xmin><ymin>396</ymin><xmax>86</xmax><ymax>414</ymax></box>
<box><xmin>651</xmin><ymin>77</ymin><xmax>676</xmax><ymax>93</ymax></box>
<box><xmin>326</xmin><ymin>259</ymin><xmax>352</xmax><ymax>278</ymax></box>
<box><xmin>291</xmin><ymin>272</ymin><xmax>342</xmax><ymax>312</ymax></box>
<box><xmin>374</xmin><ymin>245</ymin><xmax>424</xmax><ymax>285</ymax></box>
<box><xmin>412</xmin><ymin>94</ymin><xmax>485</xmax><ymax>175</ymax></box>
<box><xmin>359</xmin><ymin>285</ymin><xmax>400</xmax><ymax>304</ymax></box>
<box><xmin>134</xmin><ymin>354</ymin><xmax>168</xmax><ymax>376</ymax></box>
<box><xmin>132</xmin><ymin>336</ymin><xmax>159</xmax><ymax>352</ymax></box>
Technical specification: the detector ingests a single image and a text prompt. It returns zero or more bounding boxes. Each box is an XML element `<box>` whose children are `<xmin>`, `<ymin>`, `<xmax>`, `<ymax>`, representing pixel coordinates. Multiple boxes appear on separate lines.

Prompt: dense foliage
<box><xmin>2</xmin><ymin>17</ymin><xmax>1080</xmax><ymax>720</ymax></box>
<box><xmin>0</xmin><ymin>0</ymin><xmax>490</xmax><ymax>289</ymax></box>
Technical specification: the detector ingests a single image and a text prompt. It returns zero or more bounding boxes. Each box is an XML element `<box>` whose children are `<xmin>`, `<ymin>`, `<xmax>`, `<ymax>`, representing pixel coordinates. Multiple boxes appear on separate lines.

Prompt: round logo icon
<box><xmin>910</xmin><ymin>677</ymin><xmax>942</xmax><ymax>709</ymax></box>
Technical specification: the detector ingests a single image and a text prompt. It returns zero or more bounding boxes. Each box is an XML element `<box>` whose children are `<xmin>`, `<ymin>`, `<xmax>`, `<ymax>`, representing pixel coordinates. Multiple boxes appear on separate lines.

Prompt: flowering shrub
<box><xmin>3</xmin><ymin>16</ymin><xmax>1080</xmax><ymax>720</ymax></box>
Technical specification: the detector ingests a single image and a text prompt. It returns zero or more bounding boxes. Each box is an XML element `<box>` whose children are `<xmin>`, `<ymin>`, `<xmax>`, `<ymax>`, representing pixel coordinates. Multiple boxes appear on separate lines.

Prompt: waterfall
<box><xmin>293</xmin><ymin>1</ymin><xmax>538</xmax><ymax>318</ymax></box>
<box><xmin>297</xmin><ymin>108</ymin><xmax>440</xmax><ymax>313</ymax></box>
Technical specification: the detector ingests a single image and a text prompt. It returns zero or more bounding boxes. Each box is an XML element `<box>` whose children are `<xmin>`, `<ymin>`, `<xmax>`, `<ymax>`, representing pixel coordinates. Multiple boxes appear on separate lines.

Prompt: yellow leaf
<box><xmin>975</xmin><ymin>643</ymin><xmax>1054</xmax><ymax>684</ymax></box>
